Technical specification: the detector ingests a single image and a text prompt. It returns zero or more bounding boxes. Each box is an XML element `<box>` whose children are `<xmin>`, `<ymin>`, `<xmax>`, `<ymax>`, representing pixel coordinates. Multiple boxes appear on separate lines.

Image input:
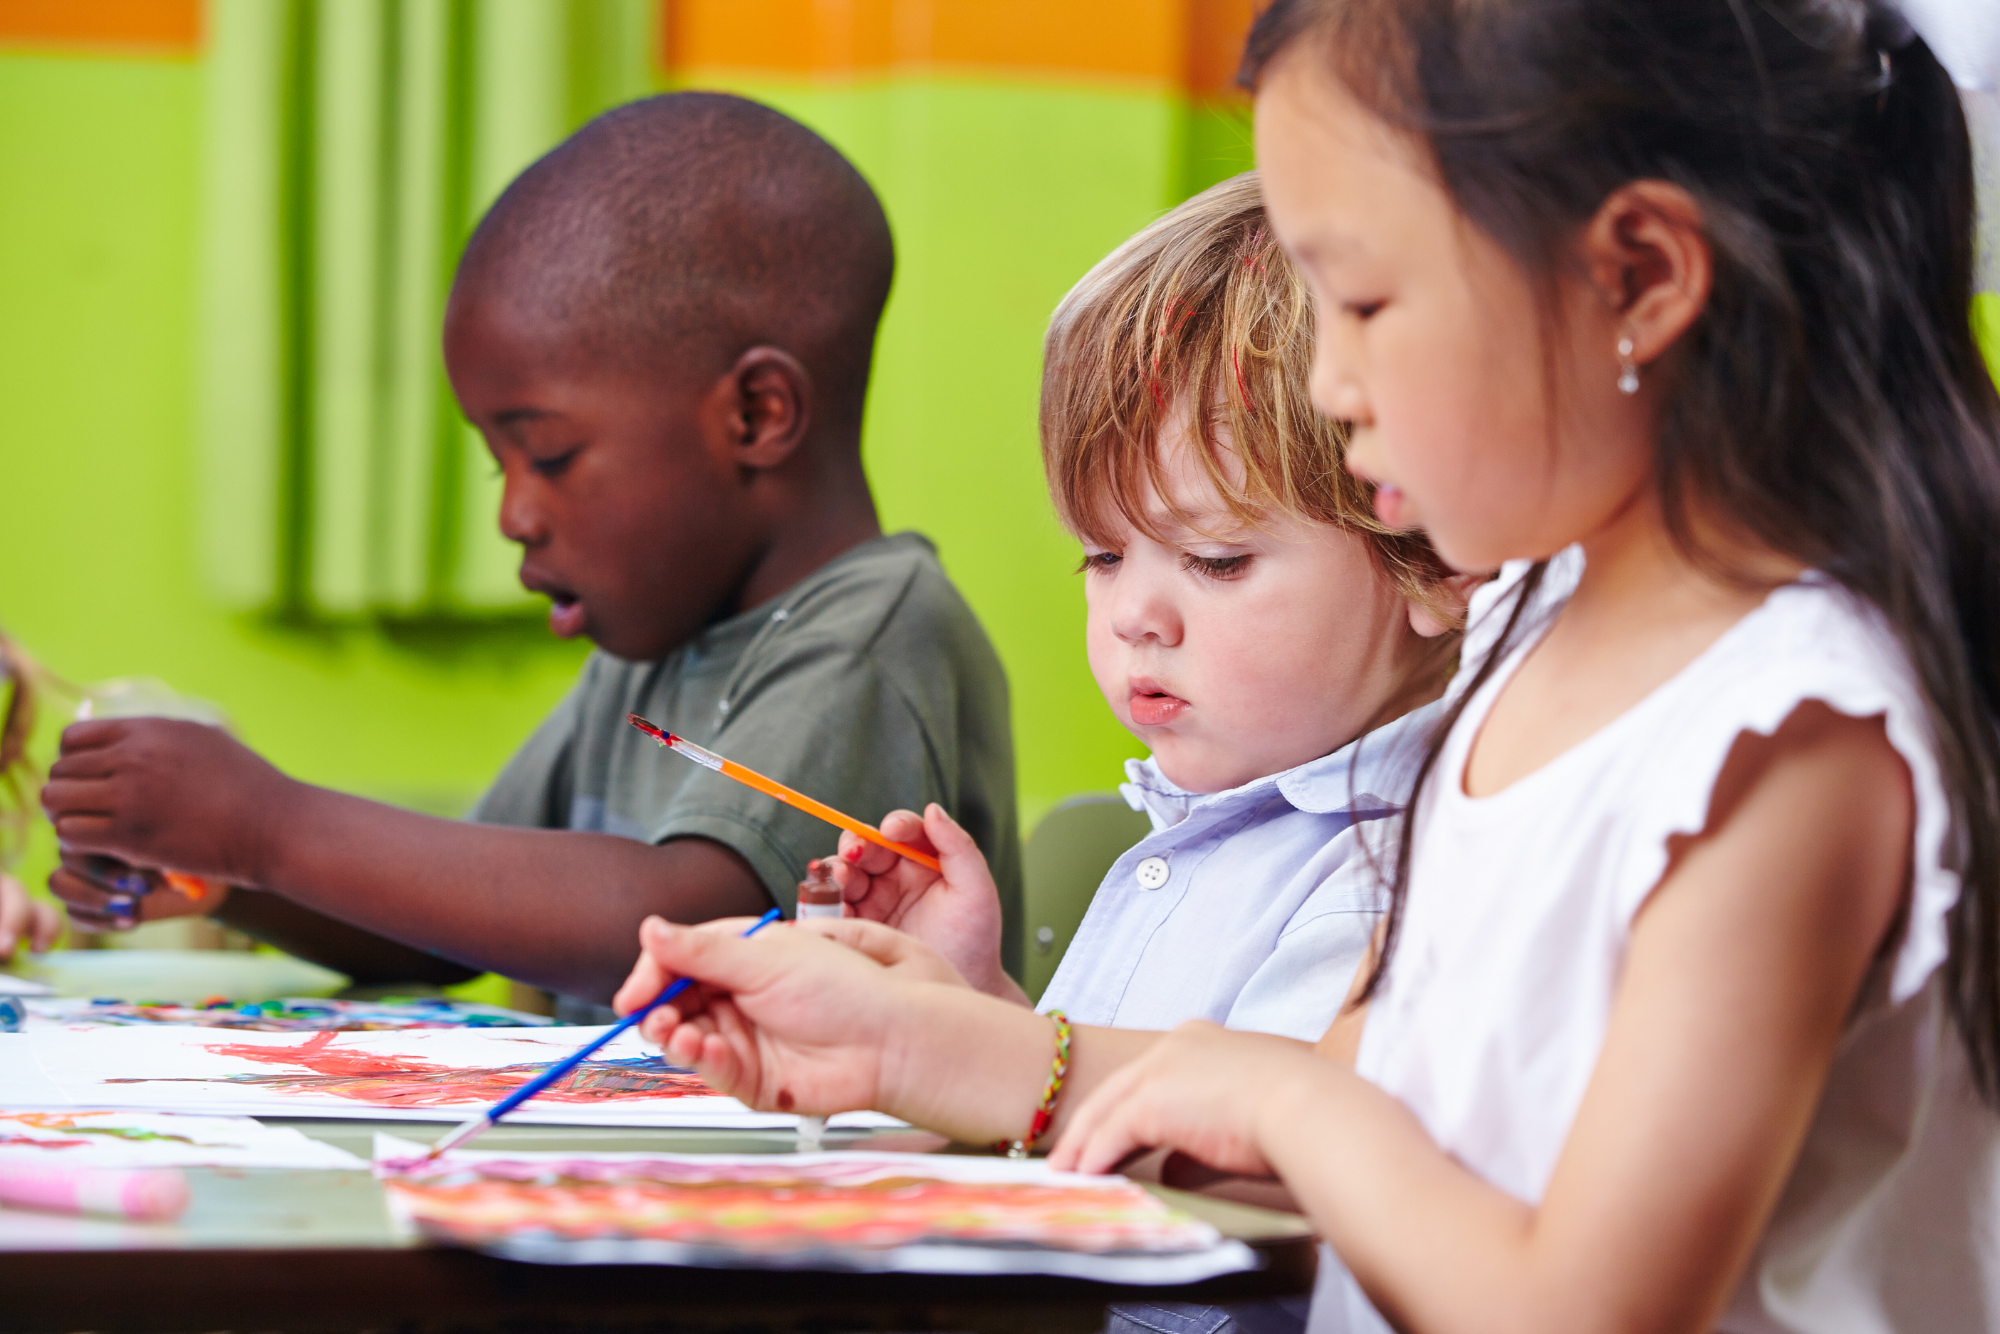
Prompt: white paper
<box><xmin>0</xmin><ymin>1108</ymin><xmax>363</xmax><ymax>1169</ymax></box>
<box><xmin>26</xmin><ymin>1024</ymin><xmax>899</xmax><ymax>1129</ymax></box>
<box><xmin>371</xmin><ymin>1134</ymin><xmax>1258</xmax><ymax>1282</ymax></box>
<box><xmin>0</xmin><ymin>973</ymin><xmax>53</xmax><ymax>996</ymax></box>
<box><xmin>0</xmin><ymin>1034</ymin><xmax>69</xmax><ymax>1106</ymax></box>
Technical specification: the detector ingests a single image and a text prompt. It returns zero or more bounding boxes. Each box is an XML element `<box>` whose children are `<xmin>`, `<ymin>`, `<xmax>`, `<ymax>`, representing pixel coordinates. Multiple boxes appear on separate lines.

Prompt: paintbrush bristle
<box><xmin>627</xmin><ymin>713</ymin><xmax>674</xmax><ymax>745</ymax></box>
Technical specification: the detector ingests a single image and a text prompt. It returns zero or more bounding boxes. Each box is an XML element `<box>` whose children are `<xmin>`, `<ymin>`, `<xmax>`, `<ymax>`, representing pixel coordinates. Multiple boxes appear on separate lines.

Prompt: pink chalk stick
<box><xmin>0</xmin><ymin>1164</ymin><xmax>190</xmax><ymax>1221</ymax></box>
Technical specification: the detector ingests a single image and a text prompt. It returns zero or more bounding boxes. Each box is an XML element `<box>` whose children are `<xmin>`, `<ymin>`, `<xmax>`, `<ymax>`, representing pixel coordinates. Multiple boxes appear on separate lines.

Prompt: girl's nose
<box><xmin>1312</xmin><ymin>318</ymin><xmax>1370</xmax><ymax>423</ymax></box>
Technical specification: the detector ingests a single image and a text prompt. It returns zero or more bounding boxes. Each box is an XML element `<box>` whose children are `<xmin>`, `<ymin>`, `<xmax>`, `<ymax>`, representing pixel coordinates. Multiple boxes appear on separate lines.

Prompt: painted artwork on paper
<box><xmin>0</xmin><ymin>1109</ymin><xmax>362</xmax><ymax>1169</ymax></box>
<box><xmin>370</xmin><ymin>1136</ymin><xmax>1250</xmax><ymax>1280</ymax></box>
<box><xmin>23</xmin><ymin>996</ymin><xmax>551</xmax><ymax>1033</ymax></box>
<box><xmin>104</xmin><ymin>1030</ymin><xmax>714</xmax><ymax>1107</ymax></box>
<box><xmin>23</xmin><ymin>1026</ymin><xmax>893</xmax><ymax>1129</ymax></box>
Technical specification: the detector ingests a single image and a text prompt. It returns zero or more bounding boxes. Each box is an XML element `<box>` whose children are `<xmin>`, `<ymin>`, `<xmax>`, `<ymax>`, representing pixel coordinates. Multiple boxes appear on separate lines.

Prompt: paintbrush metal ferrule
<box><xmin>669</xmin><ymin>736</ymin><xmax>724</xmax><ymax>772</ymax></box>
<box><xmin>421</xmin><ymin>1114</ymin><xmax>493</xmax><ymax>1162</ymax></box>
<box><xmin>628</xmin><ymin>713</ymin><xmax>725</xmax><ymax>772</ymax></box>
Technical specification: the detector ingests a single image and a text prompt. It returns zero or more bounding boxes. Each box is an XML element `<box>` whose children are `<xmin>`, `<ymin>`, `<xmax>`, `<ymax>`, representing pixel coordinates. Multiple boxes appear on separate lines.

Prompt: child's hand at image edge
<box><xmin>0</xmin><ymin>872</ymin><xmax>60</xmax><ymax>961</ymax></box>
<box><xmin>832</xmin><ymin>804</ymin><xmax>1025</xmax><ymax>1004</ymax></box>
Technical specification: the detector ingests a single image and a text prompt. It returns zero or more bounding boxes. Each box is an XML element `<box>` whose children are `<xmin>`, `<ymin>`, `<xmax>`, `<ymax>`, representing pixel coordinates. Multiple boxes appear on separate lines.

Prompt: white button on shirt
<box><xmin>1037</xmin><ymin>703</ymin><xmax>1440</xmax><ymax>1042</ymax></box>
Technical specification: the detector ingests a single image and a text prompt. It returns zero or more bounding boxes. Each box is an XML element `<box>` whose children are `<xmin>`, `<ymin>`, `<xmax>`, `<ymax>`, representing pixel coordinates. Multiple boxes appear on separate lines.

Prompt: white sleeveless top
<box><xmin>1321</xmin><ymin>552</ymin><xmax>2000</xmax><ymax>1333</ymax></box>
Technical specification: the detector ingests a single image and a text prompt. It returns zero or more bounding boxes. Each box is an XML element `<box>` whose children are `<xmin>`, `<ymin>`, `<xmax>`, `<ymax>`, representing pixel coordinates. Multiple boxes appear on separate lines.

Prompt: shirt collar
<box><xmin>1120</xmin><ymin>699</ymin><xmax>1445</xmax><ymax>828</ymax></box>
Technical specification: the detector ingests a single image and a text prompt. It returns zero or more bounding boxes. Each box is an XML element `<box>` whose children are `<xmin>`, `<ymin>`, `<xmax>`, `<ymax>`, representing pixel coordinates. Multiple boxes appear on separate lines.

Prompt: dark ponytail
<box><xmin>1246</xmin><ymin>0</ymin><xmax>2000</xmax><ymax>1099</ymax></box>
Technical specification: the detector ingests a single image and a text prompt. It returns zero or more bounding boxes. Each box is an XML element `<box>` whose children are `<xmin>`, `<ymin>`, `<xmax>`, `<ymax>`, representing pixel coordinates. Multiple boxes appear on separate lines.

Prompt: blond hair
<box><xmin>1039</xmin><ymin>171</ymin><xmax>1453</xmax><ymax>619</ymax></box>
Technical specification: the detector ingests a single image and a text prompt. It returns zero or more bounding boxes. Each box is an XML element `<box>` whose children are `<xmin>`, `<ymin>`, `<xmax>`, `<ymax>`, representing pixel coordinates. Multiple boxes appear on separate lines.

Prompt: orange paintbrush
<box><xmin>626</xmin><ymin>714</ymin><xmax>944</xmax><ymax>874</ymax></box>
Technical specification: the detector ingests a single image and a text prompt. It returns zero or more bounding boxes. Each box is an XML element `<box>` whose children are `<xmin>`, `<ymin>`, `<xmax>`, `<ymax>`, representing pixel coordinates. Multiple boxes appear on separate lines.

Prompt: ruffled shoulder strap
<box><xmin>1615</xmin><ymin>576</ymin><xmax>1959</xmax><ymax>1005</ymax></box>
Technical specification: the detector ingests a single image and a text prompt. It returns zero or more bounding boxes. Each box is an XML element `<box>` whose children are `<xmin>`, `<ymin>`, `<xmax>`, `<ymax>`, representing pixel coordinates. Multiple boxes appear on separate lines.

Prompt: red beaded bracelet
<box><xmin>996</xmin><ymin>1009</ymin><xmax>1071</xmax><ymax>1158</ymax></box>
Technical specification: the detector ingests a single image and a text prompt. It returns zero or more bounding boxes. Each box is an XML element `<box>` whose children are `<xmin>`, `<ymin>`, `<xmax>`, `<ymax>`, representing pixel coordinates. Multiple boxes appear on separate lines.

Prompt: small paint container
<box><xmin>795</xmin><ymin>858</ymin><xmax>843</xmax><ymax>920</ymax></box>
<box><xmin>0</xmin><ymin>996</ymin><xmax>22</xmax><ymax>1033</ymax></box>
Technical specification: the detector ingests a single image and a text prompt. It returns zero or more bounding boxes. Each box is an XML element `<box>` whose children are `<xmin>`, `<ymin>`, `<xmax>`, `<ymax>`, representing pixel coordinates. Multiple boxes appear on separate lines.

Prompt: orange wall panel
<box><xmin>0</xmin><ymin>0</ymin><xmax>200</xmax><ymax>55</ymax></box>
<box><xmin>1187</xmin><ymin>0</ymin><xmax>1255</xmax><ymax>99</ymax></box>
<box><xmin>664</xmin><ymin>0</ymin><xmax>1255</xmax><ymax>95</ymax></box>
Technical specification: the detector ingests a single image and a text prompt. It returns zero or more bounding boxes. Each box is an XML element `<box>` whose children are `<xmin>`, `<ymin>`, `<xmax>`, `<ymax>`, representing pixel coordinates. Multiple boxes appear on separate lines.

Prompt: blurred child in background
<box><xmin>0</xmin><ymin>633</ymin><xmax>59</xmax><ymax>962</ymax></box>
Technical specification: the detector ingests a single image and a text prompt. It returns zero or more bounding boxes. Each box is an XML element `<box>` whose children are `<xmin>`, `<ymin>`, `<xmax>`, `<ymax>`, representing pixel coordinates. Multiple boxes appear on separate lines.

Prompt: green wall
<box><xmin>0</xmin><ymin>52</ymin><xmax>594</xmax><ymax>931</ymax></box>
<box><xmin>0</xmin><ymin>47</ymin><xmax>1252</xmax><ymax>945</ymax></box>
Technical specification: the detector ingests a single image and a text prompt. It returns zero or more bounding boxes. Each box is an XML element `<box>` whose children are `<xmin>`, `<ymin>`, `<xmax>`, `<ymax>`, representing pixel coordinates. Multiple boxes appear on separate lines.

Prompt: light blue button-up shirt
<box><xmin>1038</xmin><ymin>702</ymin><xmax>1440</xmax><ymax>1042</ymax></box>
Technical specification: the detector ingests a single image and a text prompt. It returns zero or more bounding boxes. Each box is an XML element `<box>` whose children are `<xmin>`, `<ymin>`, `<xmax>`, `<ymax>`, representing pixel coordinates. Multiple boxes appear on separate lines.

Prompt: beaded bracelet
<box><xmin>996</xmin><ymin>1009</ymin><xmax>1072</xmax><ymax>1158</ymax></box>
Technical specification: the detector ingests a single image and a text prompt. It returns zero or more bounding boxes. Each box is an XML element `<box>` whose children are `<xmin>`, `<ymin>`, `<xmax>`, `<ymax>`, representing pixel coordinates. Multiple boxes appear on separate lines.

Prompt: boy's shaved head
<box><xmin>455</xmin><ymin>92</ymin><xmax>894</xmax><ymax>429</ymax></box>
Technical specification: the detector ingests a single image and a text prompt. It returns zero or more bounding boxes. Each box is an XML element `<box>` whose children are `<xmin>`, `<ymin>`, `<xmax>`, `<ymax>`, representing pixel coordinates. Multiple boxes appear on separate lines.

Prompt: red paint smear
<box><xmin>201</xmin><ymin>1030</ymin><xmax>452</xmax><ymax>1077</ymax></box>
<box><xmin>0</xmin><ymin>1135</ymin><xmax>88</xmax><ymax>1150</ymax></box>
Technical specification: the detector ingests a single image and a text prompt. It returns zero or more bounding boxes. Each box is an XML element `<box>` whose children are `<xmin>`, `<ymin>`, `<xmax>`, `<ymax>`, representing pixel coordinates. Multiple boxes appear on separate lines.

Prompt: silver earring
<box><xmin>1616</xmin><ymin>335</ymin><xmax>1640</xmax><ymax>395</ymax></box>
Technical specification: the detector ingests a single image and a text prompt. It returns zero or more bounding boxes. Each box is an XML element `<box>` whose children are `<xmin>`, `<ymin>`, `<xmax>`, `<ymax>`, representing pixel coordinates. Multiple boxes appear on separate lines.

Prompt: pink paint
<box><xmin>0</xmin><ymin>1164</ymin><xmax>190</xmax><ymax>1220</ymax></box>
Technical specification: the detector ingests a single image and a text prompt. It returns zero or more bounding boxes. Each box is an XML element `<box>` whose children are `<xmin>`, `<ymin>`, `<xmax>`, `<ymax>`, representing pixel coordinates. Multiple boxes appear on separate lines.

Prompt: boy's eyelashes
<box><xmin>1181</xmin><ymin>552</ymin><xmax>1252</xmax><ymax>580</ymax></box>
<box><xmin>1074</xmin><ymin>549</ymin><xmax>1252</xmax><ymax>579</ymax></box>
<box><xmin>527</xmin><ymin>446</ymin><xmax>583</xmax><ymax>479</ymax></box>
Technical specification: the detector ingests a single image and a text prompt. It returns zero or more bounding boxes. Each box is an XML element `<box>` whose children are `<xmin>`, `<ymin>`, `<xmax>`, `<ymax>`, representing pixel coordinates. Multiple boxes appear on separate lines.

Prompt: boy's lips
<box><xmin>548</xmin><ymin>596</ymin><xmax>587</xmax><ymax>639</ymax></box>
<box><xmin>1127</xmin><ymin>680</ymin><xmax>1191</xmax><ymax>728</ymax></box>
<box><xmin>520</xmin><ymin>568</ymin><xmax>588</xmax><ymax>639</ymax></box>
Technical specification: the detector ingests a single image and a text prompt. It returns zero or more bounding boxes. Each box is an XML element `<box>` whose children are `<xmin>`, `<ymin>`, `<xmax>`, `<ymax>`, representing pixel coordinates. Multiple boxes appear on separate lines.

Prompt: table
<box><xmin>0</xmin><ymin>1118</ymin><xmax>1317</xmax><ymax>1333</ymax></box>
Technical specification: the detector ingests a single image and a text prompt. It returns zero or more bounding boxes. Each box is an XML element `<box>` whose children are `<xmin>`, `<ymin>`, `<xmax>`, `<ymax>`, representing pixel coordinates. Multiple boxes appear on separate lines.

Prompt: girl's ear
<box><xmin>1407</xmin><ymin>571</ymin><xmax>1488</xmax><ymax>639</ymax></box>
<box><xmin>1579</xmin><ymin>180</ymin><xmax>1712</xmax><ymax>367</ymax></box>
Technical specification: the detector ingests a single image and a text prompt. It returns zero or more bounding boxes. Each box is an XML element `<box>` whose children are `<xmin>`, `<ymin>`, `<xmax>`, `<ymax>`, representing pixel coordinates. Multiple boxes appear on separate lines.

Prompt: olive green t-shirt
<box><xmin>471</xmin><ymin>531</ymin><xmax>1022</xmax><ymax>979</ymax></box>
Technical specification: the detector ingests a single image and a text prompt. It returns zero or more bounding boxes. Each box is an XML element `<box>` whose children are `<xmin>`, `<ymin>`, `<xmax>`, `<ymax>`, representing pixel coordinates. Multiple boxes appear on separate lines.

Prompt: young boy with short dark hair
<box><xmin>39</xmin><ymin>93</ymin><xmax>1021</xmax><ymax>1009</ymax></box>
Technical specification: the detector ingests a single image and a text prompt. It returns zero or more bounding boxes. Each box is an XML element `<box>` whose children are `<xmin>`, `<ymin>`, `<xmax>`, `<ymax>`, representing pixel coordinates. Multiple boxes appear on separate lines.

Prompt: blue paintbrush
<box><xmin>421</xmin><ymin>906</ymin><xmax>784</xmax><ymax>1161</ymax></box>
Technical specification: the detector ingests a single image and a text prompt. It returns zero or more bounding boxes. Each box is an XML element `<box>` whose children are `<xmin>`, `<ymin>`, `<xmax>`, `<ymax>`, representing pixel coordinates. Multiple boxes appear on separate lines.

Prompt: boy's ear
<box><xmin>1407</xmin><ymin>571</ymin><xmax>1488</xmax><ymax>639</ymax></box>
<box><xmin>720</xmin><ymin>346</ymin><xmax>813</xmax><ymax>471</ymax></box>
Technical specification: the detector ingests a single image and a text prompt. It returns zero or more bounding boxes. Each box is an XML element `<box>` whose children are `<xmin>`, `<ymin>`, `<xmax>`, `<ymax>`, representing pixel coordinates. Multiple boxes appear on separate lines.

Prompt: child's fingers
<box><xmin>922</xmin><ymin>803</ymin><xmax>985</xmax><ymax>866</ymax></box>
<box><xmin>800</xmin><ymin>916</ymin><xmax>917</xmax><ymax>968</ymax></box>
<box><xmin>614</xmin><ymin>916</ymin><xmax>677</xmax><ymax>1015</ymax></box>
<box><xmin>658</xmin><ymin>1012</ymin><xmax>716</xmax><ymax>1065</ymax></box>
<box><xmin>47</xmin><ymin>862</ymin><xmax>142</xmax><ymax>930</ymax></box>
<box><xmin>826</xmin><ymin>856</ymin><xmax>871</xmax><ymax>905</ymax></box>
<box><xmin>52</xmin><ymin>718</ymin><xmax>131</xmax><ymax>759</ymax></box>
<box><xmin>834</xmin><ymin>828</ymin><xmax>874</xmax><ymax>867</ymax></box>
<box><xmin>40</xmin><ymin>805</ymin><xmax>119</xmax><ymax>855</ymax></box>
<box><xmin>707</xmin><ymin>1000</ymin><xmax>764</xmax><ymax>1100</ymax></box>
<box><xmin>1046</xmin><ymin>1057</ymin><xmax>1150</xmax><ymax>1173</ymax></box>
<box><xmin>30</xmin><ymin>900</ymin><xmax>62</xmax><ymax>953</ymax></box>
<box><xmin>639</xmin><ymin>915</ymin><xmax>792</xmax><ymax>1001</ymax></box>
<box><xmin>0</xmin><ymin>880</ymin><xmax>27</xmax><ymax>959</ymax></box>
<box><xmin>1063</xmin><ymin>1099</ymin><xmax>1154</xmax><ymax>1177</ymax></box>
<box><xmin>878</xmin><ymin>808</ymin><xmax>930</xmax><ymax>845</ymax></box>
